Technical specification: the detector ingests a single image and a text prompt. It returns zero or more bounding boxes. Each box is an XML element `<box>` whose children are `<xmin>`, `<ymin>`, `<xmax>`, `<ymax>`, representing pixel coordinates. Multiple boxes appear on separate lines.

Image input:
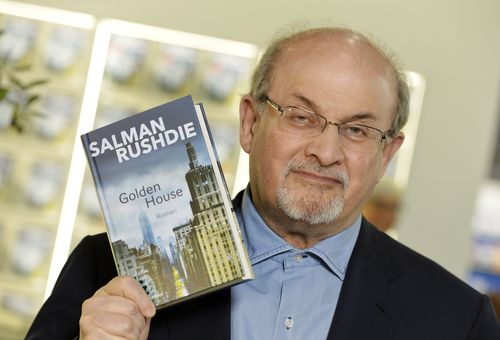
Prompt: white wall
<box><xmin>22</xmin><ymin>0</ymin><xmax>500</xmax><ymax>278</ymax></box>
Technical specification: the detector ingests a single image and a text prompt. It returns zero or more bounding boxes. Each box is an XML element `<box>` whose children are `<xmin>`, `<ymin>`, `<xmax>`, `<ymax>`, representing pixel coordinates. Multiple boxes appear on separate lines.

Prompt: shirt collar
<box><xmin>238</xmin><ymin>189</ymin><xmax>293</xmax><ymax>264</ymax></box>
<box><xmin>237</xmin><ymin>187</ymin><xmax>361</xmax><ymax>280</ymax></box>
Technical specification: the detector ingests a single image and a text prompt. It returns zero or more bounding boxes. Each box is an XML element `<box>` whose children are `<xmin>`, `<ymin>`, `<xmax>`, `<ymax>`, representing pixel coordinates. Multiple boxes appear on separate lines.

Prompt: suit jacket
<box><xmin>27</xmin><ymin>192</ymin><xmax>500</xmax><ymax>339</ymax></box>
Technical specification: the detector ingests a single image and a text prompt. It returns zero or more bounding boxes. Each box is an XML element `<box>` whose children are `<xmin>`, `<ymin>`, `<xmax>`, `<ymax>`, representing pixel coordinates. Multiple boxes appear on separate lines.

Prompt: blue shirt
<box><xmin>231</xmin><ymin>189</ymin><xmax>361</xmax><ymax>340</ymax></box>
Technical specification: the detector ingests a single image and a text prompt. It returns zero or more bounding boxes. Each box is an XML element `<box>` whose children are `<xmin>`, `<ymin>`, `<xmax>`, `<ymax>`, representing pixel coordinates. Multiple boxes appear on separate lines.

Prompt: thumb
<box><xmin>139</xmin><ymin>300</ymin><xmax>156</xmax><ymax>318</ymax></box>
<box><xmin>140</xmin><ymin>317</ymin><xmax>153</xmax><ymax>340</ymax></box>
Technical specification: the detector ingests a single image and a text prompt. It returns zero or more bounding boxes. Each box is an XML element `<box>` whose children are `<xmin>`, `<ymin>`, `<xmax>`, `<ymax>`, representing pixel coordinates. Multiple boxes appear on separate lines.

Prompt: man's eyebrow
<box><xmin>343</xmin><ymin>112</ymin><xmax>378</xmax><ymax>123</ymax></box>
<box><xmin>291</xmin><ymin>93</ymin><xmax>379</xmax><ymax>122</ymax></box>
<box><xmin>291</xmin><ymin>93</ymin><xmax>320</xmax><ymax>111</ymax></box>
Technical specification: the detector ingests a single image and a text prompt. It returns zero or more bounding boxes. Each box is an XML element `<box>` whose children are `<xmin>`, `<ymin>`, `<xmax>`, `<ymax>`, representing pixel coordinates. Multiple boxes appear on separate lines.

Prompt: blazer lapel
<box><xmin>327</xmin><ymin>220</ymin><xmax>406</xmax><ymax>340</ymax></box>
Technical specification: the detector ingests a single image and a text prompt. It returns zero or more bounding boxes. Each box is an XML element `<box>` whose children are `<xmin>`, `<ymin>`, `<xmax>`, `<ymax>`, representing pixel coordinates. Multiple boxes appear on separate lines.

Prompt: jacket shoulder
<box><xmin>357</xmin><ymin>221</ymin><xmax>500</xmax><ymax>338</ymax></box>
<box><xmin>368</xmin><ymin>223</ymin><xmax>474</xmax><ymax>294</ymax></box>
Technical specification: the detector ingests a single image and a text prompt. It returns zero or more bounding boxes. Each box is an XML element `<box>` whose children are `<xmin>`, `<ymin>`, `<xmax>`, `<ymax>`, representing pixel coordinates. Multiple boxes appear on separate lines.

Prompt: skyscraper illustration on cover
<box><xmin>81</xmin><ymin>96</ymin><xmax>253</xmax><ymax>309</ymax></box>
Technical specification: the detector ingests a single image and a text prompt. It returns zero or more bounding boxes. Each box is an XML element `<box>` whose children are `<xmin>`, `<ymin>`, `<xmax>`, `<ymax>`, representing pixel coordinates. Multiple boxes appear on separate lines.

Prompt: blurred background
<box><xmin>0</xmin><ymin>0</ymin><xmax>499</xmax><ymax>337</ymax></box>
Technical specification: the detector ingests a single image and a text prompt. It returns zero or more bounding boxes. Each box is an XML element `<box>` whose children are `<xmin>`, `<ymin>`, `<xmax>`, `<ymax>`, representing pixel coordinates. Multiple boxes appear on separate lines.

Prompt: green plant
<box><xmin>0</xmin><ymin>58</ymin><xmax>48</xmax><ymax>133</ymax></box>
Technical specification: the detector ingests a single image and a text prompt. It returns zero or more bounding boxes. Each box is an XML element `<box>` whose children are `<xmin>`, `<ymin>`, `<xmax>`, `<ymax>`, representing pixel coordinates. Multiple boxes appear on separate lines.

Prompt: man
<box><xmin>27</xmin><ymin>26</ymin><xmax>500</xmax><ymax>339</ymax></box>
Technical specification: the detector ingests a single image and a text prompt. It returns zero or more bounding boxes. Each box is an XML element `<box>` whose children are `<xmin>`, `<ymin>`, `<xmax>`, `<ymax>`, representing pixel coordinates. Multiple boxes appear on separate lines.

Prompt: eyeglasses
<box><xmin>265</xmin><ymin>97</ymin><xmax>391</xmax><ymax>154</ymax></box>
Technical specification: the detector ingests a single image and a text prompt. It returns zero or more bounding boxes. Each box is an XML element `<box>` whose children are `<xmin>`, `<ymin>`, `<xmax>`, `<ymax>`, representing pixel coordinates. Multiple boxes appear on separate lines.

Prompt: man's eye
<box><xmin>343</xmin><ymin>125</ymin><xmax>368</xmax><ymax>137</ymax></box>
<box><xmin>291</xmin><ymin>114</ymin><xmax>311</xmax><ymax>123</ymax></box>
<box><xmin>286</xmin><ymin>108</ymin><xmax>318</xmax><ymax>126</ymax></box>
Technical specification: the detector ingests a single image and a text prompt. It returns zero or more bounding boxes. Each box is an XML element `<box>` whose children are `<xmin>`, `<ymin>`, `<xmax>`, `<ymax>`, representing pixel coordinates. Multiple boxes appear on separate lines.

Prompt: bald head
<box><xmin>250</xmin><ymin>27</ymin><xmax>409</xmax><ymax>136</ymax></box>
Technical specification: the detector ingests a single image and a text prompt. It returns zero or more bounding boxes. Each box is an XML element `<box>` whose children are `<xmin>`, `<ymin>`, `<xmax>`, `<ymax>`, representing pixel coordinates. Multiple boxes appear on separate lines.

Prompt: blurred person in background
<box><xmin>363</xmin><ymin>178</ymin><xmax>402</xmax><ymax>237</ymax></box>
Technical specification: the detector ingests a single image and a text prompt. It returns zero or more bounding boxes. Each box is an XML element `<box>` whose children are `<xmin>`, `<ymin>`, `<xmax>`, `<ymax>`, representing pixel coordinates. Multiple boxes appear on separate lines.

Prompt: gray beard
<box><xmin>276</xmin><ymin>160</ymin><xmax>349</xmax><ymax>225</ymax></box>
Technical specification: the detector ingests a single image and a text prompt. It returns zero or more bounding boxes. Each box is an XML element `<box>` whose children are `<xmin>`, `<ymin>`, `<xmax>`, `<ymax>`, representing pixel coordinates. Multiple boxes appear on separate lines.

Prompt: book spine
<box><xmin>195</xmin><ymin>104</ymin><xmax>233</xmax><ymax>206</ymax></box>
<box><xmin>194</xmin><ymin>104</ymin><xmax>253</xmax><ymax>279</ymax></box>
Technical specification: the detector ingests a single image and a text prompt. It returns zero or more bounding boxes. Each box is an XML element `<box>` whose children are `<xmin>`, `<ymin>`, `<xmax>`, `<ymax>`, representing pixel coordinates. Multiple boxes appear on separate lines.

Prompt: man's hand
<box><xmin>79</xmin><ymin>276</ymin><xmax>156</xmax><ymax>339</ymax></box>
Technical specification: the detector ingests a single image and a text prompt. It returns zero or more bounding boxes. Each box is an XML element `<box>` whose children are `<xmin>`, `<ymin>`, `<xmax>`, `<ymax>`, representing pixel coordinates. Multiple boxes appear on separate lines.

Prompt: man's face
<box><xmin>240</xmin><ymin>35</ymin><xmax>404</xmax><ymax>237</ymax></box>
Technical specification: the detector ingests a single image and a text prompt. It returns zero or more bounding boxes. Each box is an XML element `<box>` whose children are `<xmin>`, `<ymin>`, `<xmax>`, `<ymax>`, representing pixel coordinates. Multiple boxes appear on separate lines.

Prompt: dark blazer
<box><xmin>27</xmin><ymin>192</ymin><xmax>500</xmax><ymax>339</ymax></box>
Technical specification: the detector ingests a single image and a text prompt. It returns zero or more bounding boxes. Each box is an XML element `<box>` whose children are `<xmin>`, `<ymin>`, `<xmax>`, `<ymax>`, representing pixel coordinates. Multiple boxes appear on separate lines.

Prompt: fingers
<box><xmin>98</xmin><ymin>276</ymin><xmax>156</xmax><ymax>318</ymax></box>
<box><xmin>79</xmin><ymin>276</ymin><xmax>155</xmax><ymax>339</ymax></box>
<box><xmin>81</xmin><ymin>295</ymin><xmax>145</xmax><ymax>338</ymax></box>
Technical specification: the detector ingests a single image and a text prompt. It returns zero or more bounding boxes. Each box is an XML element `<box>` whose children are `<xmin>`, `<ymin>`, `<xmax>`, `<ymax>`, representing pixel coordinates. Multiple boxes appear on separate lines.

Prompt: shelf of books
<box><xmin>0</xmin><ymin>2</ymin><xmax>95</xmax><ymax>337</ymax></box>
<box><xmin>469</xmin><ymin>182</ymin><xmax>500</xmax><ymax>294</ymax></box>
<box><xmin>469</xmin><ymin>115</ymin><xmax>500</xmax><ymax>295</ymax></box>
<box><xmin>0</xmin><ymin>2</ymin><xmax>258</xmax><ymax>337</ymax></box>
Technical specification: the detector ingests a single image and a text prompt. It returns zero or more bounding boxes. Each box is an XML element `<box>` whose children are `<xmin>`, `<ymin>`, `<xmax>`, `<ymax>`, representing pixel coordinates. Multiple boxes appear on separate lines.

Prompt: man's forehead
<box><xmin>271</xmin><ymin>35</ymin><xmax>395</xmax><ymax>92</ymax></box>
<box><xmin>273</xmin><ymin>32</ymin><xmax>397</xmax><ymax>95</ymax></box>
<box><xmin>280</xmin><ymin>32</ymin><xmax>389</xmax><ymax>67</ymax></box>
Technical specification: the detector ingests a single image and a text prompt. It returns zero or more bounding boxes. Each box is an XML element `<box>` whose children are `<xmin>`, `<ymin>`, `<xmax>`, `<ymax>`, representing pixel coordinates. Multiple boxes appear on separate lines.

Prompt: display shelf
<box><xmin>0</xmin><ymin>1</ymin><xmax>96</xmax><ymax>337</ymax></box>
<box><xmin>0</xmin><ymin>274</ymin><xmax>45</xmax><ymax>338</ymax></box>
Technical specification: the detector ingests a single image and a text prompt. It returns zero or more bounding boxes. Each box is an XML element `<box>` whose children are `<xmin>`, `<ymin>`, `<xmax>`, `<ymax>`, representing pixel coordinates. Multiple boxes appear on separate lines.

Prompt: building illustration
<box><xmin>111</xmin><ymin>141</ymin><xmax>244</xmax><ymax>305</ymax></box>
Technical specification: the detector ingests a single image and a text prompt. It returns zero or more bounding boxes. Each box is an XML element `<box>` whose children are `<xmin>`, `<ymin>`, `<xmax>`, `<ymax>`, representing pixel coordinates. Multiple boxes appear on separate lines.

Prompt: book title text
<box><xmin>119</xmin><ymin>184</ymin><xmax>183</xmax><ymax>209</ymax></box>
<box><xmin>88</xmin><ymin>117</ymin><xmax>196</xmax><ymax>163</ymax></box>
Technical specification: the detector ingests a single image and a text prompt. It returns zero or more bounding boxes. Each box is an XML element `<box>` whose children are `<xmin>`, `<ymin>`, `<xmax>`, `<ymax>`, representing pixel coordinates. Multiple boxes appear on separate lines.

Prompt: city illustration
<box><xmin>111</xmin><ymin>142</ymin><xmax>244</xmax><ymax>306</ymax></box>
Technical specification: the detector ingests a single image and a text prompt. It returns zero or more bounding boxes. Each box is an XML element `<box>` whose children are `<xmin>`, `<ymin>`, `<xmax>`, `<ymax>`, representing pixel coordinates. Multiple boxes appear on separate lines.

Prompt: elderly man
<box><xmin>27</xmin><ymin>26</ymin><xmax>500</xmax><ymax>340</ymax></box>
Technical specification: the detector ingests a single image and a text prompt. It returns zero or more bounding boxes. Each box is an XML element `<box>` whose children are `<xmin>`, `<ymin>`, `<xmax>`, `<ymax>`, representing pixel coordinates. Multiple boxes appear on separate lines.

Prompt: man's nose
<box><xmin>304</xmin><ymin>125</ymin><xmax>344</xmax><ymax>167</ymax></box>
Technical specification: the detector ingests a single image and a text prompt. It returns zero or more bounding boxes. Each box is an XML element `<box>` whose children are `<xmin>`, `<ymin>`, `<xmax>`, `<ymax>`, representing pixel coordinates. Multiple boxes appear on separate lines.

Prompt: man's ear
<box><xmin>239</xmin><ymin>95</ymin><xmax>260</xmax><ymax>154</ymax></box>
<box><xmin>378</xmin><ymin>132</ymin><xmax>405</xmax><ymax>180</ymax></box>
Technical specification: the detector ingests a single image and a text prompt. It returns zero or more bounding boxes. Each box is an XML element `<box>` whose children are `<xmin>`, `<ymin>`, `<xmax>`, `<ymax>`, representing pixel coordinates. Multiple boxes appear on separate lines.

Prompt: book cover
<box><xmin>81</xmin><ymin>95</ymin><xmax>253</xmax><ymax>309</ymax></box>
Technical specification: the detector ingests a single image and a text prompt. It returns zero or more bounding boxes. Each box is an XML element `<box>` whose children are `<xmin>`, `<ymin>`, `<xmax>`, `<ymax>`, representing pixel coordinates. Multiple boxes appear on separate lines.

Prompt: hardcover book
<box><xmin>81</xmin><ymin>95</ymin><xmax>253</xmax><ymax>309</ymax></box>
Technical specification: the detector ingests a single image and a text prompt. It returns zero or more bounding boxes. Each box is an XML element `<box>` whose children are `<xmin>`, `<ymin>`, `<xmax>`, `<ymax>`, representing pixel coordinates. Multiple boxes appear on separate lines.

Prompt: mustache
<box><xmin>283</xmin><ymin>159</ymin><xmax>349</xmax><ymax>190</ymax></box>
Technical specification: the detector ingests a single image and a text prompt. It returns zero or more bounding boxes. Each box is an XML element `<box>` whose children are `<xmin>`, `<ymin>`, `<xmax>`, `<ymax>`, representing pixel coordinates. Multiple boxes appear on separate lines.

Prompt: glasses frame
<box><xmin>264</xmin><ymin>96</ymin><xmax>391</xmax><ymax>143</ymax></box>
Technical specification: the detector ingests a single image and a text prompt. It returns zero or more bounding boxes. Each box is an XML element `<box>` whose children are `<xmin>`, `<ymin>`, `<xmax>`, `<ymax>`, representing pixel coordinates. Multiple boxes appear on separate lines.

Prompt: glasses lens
<box><xmin>339</xmin><ymin>124</ymin><xmax>382</xmax><ymax>153</ymax></box>
<box><xmin>278</xmin><ymin>107</ymin><xmax>324</xmax><ymax>137</ymax></box>
<box><xmin>340</xmin><ymin>124</ymin><xmax>381</xmax><ymax>140</ymax></box>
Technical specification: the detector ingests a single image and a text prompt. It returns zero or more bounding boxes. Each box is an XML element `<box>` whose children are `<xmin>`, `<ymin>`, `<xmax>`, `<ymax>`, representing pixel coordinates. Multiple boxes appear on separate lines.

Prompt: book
<box><xmin>81</xmin><ymin>95</ymin><xmax>253</xmax><ymax>309</ymax></box>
